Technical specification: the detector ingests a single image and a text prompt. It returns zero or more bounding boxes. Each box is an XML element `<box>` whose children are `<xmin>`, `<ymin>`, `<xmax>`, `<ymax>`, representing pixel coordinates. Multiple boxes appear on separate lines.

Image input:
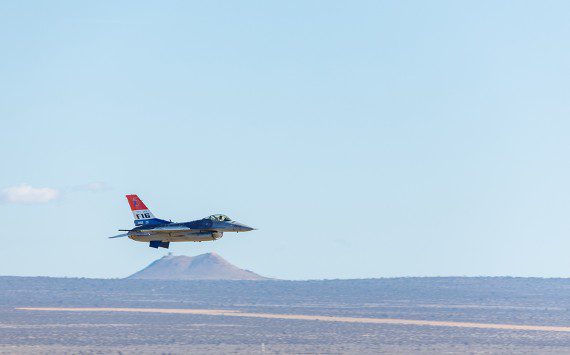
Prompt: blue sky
<box><xmin>1</xmin><ymin>1</ymin><xmax>569</xmax><ymax>279</ymax></box>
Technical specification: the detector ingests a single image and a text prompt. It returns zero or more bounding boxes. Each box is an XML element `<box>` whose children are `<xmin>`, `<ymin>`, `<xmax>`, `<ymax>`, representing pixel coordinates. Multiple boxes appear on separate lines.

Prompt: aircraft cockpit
<box><xmin>207</xmin><ymin>214</ymin><xmax>232</xmax><ymax>222</ymax></box>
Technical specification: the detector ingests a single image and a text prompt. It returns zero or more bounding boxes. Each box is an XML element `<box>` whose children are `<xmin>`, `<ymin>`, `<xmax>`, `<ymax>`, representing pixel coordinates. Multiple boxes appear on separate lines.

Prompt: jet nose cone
<box><xmin>232</xmin><ymin>222</ymin><xmax>255</xmax><ymax>232</ymax></box>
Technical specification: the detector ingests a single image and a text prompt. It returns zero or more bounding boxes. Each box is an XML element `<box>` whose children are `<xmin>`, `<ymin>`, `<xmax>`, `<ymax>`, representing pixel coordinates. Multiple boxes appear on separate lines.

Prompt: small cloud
<box><xmin>1</xmin><ymin>184</ymin><xmax>60</xmax><ymax>204</ymax></box>
<box><xmin>75</xmin><ymin>181</ymin><xmax>110</xmax><ymax>192</ymax></box>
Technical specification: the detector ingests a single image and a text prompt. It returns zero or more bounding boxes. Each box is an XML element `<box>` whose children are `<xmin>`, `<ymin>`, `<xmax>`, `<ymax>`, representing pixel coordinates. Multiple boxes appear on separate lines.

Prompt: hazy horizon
<box><xmin>7</xmin><ymin>251</ymin><xmax>570</xmax><ymax>280</ymax></box>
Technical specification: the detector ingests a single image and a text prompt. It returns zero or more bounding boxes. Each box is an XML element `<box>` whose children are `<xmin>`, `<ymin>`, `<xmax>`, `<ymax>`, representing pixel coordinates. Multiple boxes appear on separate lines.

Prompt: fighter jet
<box><xmin>110</xmin><ymin>194</ymin><xmax>255</xmax><ymax>249</ymax></box>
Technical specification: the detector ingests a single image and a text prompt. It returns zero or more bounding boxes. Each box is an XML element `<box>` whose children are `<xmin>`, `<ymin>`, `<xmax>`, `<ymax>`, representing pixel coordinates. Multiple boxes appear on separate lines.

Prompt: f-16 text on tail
<box><xmin>110</xmin><ymin>194</ymin><xmax>255</xmax><ymax>249</ymax></box>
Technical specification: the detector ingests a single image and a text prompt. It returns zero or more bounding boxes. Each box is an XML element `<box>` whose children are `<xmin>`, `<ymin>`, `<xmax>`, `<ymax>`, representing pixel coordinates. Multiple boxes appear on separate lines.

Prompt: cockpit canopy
<box><xmin>207</xmin><ymin>214</ymin><xmax>232</xmax><ymax>222</ymax></box>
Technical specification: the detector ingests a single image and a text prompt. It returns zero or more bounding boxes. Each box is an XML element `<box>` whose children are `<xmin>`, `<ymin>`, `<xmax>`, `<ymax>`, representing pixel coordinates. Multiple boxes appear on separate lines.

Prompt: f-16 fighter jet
<box><xmin>110</xmin><ymin>194</ymin><xmax>255</xmax><ymax>249</ymax></box>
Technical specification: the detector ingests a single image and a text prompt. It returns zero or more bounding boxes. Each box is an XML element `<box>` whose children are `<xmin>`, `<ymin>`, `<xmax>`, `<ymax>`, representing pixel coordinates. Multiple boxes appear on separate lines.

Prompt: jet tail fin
<box><xmin>126</xmin><ymin>194</ymin><xmax>170</xmax><ymax>226</ymax></box>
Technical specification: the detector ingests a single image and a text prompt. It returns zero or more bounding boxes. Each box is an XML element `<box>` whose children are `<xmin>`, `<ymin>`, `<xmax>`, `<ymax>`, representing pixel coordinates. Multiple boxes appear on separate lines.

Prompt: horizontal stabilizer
<box><xmin>109</xmin><ymin>233</ymin><xmax>130</xmax><ymax>239</ymax></box>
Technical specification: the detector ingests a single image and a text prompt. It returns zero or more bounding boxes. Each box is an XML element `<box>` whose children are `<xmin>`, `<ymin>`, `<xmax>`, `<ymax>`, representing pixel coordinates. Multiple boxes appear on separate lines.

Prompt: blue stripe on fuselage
<box><xmin>134</xmin><ymin>218</ymin><xmax>171</xmax><ymax>226</ymax></box>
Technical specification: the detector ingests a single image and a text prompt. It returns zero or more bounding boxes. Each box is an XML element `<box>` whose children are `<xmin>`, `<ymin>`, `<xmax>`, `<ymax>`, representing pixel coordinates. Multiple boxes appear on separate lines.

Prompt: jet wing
<box><xmin>136</xmin><ymin>226</ymin><xmax>207</xmax><ymax>234</ymax></box>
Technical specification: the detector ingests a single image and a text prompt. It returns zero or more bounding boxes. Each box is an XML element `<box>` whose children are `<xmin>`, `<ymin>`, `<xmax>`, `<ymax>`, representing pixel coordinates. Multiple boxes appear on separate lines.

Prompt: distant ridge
<box><xmin>127</xmin><ymin>253</ymin><xmax>270</xmax><ymax>280</ymax></box>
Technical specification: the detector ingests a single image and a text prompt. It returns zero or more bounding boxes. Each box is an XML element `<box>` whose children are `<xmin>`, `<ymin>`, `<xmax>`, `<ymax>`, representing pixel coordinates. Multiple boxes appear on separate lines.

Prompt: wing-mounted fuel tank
<box><xmin>186</xmin><ymin>231</ymin><xmax>223</xmax><ymax>240</ymax></box>
<box><xmin>176</xmin><ymin>231</ymin><xmax>223</xmax><ymax>242</ymax></box>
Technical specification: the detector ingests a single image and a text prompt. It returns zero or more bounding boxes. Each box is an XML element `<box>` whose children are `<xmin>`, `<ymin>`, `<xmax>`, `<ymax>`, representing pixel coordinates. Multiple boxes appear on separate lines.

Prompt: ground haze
<box><xmin>2</xmin><ymin>277</ymin><xmax>570</xmax><ymax>353</ymax></box>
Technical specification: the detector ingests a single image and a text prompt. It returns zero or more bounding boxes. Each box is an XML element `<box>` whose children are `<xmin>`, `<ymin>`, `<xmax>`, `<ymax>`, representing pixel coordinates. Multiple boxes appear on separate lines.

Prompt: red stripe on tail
<box><xmin>126</xmin><ymin>194</ymin><xmax>148</xmax><ymax>211</ymax></box>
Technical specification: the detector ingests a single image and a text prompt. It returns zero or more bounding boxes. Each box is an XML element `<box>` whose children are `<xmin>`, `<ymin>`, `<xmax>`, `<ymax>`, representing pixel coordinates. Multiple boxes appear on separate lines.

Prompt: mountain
<box><xmin>127</xmin><ymin>252</ymin><xmax>270</xmax><ymax>280</ymax></box>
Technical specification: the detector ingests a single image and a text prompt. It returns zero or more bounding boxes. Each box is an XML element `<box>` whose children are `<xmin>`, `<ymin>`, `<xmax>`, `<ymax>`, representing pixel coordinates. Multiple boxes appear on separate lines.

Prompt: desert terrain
<box><xmin>2</xmin><ymin>276</ymin><xmax>570</xmax><ymax>353</ymax></box>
